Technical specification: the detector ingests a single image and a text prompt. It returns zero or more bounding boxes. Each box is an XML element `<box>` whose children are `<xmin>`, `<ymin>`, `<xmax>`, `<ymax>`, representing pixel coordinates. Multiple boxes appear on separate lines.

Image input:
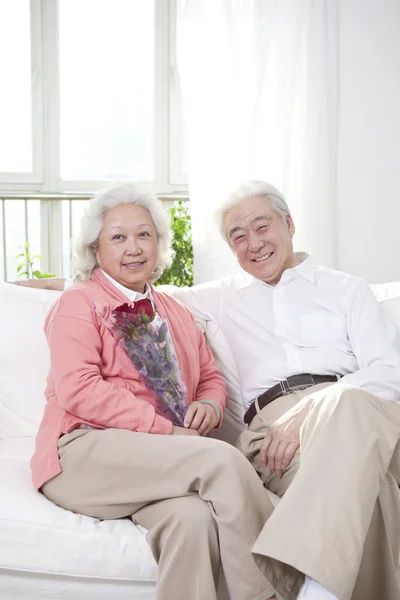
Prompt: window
<box><xmin>0</xmin><ymin>0</ymin><xmax>187</xmax><ymax>194</ymax></box>
<box><xmin>59</xmin><ymin>0</ymin><xmax>155</xmax><ymax>183</ymax></box>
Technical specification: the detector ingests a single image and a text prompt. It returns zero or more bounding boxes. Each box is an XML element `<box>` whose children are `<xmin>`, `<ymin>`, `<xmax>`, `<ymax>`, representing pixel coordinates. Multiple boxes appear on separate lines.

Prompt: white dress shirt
<box><xmin>169</xmin><ymin>253</ymin><xmax>400</xmax><ymax>407</ymax></box>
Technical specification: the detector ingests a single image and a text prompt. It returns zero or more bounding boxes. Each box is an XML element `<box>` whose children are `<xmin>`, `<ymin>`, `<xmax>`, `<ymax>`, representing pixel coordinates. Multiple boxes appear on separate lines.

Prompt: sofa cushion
<box><xmin>0</xmin><ymin>437</ymin><xmax>157</xmax><ymax>580</ymax></box>
<box><xmin>370</xmin><ymin>281</ymin><xmax>400</xmax><ymax>334</ymax></box>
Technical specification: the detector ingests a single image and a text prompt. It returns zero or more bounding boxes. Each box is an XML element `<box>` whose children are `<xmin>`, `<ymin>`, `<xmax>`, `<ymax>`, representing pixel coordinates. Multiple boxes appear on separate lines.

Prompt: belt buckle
<box><xmin>279</xmin><ymin>379</ymin><xmax>291</xmax><ymax>395</ymax></box>
<box><xmin>284</xmin><ymin>374</ymin><xmax>315</xmax><ymax>393</ymax></box>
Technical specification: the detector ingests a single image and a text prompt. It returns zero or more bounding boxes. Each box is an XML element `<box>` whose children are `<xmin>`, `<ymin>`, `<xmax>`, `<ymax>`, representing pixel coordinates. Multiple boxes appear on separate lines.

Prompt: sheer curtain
<box><xmin>177</xmin><ymin>0</ymin><xmax>338</xmax><ymax>283</ymax></box>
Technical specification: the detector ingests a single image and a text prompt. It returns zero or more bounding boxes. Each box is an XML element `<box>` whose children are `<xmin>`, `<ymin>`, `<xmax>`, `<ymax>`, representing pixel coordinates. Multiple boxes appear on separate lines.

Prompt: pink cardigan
<box><xmin>31</xmin><ymin>270</ymin><xmax>227</xmax><ymax>490</ymax></box>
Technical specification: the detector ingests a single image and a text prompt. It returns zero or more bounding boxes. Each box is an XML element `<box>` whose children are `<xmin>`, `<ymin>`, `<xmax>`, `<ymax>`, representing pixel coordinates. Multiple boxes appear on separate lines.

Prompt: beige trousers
<box><xmin>237</xmin><ymin>382</ymin><xmax>400</xmax><ymax>600</ymax></box>
<box><xmin>42</xmin><ymin>428</ymin><xmax>275</xmax><ymax>600</ymax></box>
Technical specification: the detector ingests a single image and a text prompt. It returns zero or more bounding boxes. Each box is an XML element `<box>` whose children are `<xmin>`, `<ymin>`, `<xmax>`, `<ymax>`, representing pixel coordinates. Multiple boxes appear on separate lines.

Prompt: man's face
<box><xmin>225</xmin><ymin>196</ymin><xmax>296</xmax><ymax>285</ymax></box>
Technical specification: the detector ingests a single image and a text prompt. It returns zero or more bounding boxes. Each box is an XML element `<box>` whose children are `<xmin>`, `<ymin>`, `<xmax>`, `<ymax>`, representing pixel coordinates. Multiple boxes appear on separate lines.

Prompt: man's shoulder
<box><xmin>313</xmin><ymin>265</ymin><xmax>370</xmax><ymax>306</ymax></box>
<box><xmin>315</xmin><ymin>264</ymin><xmax>366</xmax><ymax>288</ymax></box>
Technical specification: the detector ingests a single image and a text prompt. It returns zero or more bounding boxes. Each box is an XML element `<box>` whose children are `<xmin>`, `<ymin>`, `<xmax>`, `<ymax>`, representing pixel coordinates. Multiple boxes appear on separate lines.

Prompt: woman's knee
<box><xmin>147</xmin><ymin>495</ymin><xmax>217</xmax><ymax>545</ymax></box>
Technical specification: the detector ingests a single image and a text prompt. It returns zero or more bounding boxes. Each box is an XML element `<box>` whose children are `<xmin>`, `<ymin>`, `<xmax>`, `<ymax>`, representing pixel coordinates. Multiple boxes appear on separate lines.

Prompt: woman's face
<box><xmin>95</xmin><ymin>204</ymin><xmax>159</xmax><ymax>293</ymax></box>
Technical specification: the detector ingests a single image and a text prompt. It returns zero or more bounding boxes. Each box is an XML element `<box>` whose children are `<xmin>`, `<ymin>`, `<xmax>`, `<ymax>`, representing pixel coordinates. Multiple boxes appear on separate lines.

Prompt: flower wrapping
<box><xmin>109</xmin><ymin>300</ymin><xmax>187</xmax><ymax>426</ymax></box>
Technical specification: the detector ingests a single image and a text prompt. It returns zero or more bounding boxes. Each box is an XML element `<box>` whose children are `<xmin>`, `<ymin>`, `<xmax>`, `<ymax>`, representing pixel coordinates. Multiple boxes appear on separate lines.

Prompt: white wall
<box><xmin>336</xmin><ymin>0</ymin><xmax>400</xmax><ymax>283</ymax></box>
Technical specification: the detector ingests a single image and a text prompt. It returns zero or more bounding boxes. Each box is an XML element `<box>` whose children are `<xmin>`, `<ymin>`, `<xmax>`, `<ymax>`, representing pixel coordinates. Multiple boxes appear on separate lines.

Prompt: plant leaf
<box><xmin>35</xmin><ymin>272</ymin><xmax>56</xmax><ymax>279</ymax></box>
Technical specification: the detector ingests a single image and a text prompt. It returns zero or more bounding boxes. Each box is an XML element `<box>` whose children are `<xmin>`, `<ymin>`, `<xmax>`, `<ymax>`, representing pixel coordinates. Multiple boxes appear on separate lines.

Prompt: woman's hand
<box><xmin>184</xmin><ymin>401</ymin><xmax>219</xmax><ymax>436</ymax></box>
<box><xmin>171</xmin><ymin>426</ymin><xmax>200</xmax><ymax>436</ymax></box>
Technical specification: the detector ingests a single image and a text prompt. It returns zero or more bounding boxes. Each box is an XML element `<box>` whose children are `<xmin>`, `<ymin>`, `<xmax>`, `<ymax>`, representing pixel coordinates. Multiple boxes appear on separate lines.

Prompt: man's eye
<box><xmin>234</xmin><ymin>235</ymin><xmax>244</xmax><ymax>242</ymax></box>
<box><xmin>258</xmin><ymin>226</ymin><xmax>267</xmax><ymax>232</ymax></box>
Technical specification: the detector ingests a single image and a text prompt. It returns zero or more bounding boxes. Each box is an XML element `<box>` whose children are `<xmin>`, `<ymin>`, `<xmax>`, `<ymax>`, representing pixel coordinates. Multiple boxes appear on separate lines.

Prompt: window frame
<box><xmin>0</xmin><ymin>0</ymin><xmax>188</xmax><ymax>194</ymax></box>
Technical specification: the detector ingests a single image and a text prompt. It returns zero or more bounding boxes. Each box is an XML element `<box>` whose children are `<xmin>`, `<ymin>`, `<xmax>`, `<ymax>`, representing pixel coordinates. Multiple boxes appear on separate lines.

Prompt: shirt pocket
<box><xmin>300</xmin><ymin>313</ymin><xmax>345</xmax><ymax>347</ymax></box>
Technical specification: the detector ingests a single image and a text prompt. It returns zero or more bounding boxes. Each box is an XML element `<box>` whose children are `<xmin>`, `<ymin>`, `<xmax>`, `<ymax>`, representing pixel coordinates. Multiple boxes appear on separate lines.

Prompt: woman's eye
<box><xmin>139</xmin><ymin>231</ymin><xmax>150</xmax><ymax>237</ymax></box>
<box><xmin>112</xmin><ymin>234</ymin><xmax>124</xmax><ymax>241</ymax></box>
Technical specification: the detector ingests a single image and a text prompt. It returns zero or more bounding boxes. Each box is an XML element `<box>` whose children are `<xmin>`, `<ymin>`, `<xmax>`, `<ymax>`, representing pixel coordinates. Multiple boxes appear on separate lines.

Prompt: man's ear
<box><xmin>285</xmin><ymin>215</ymin><xmax>295</xmax><ymax>238</ymax></box>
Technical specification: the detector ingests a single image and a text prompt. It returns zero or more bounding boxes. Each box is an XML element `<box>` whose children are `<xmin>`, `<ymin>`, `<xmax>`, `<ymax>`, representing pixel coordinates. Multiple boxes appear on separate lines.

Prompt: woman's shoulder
<box><xmin>51</xmin><ymin>278</ymin><xmax>105</xmax><ymax>320</ymax></box>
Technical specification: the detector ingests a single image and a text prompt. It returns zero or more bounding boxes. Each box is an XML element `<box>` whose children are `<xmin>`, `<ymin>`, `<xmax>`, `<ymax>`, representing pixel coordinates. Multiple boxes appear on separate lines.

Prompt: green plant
<box><xmin>16</xmin><ymin>242</ymin><xmax>56</xmax><ymax>279</ymax></box>
<box><xmin>157</xmin><ymin>200</ymin><xmax>193</xmax><ymax>287</ymax></box>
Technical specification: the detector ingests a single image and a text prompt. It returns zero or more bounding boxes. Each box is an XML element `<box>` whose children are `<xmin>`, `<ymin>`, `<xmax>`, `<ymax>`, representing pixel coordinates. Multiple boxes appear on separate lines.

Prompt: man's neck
<box><xmin>263</xmin><ymin>252</ymin><xmax>310</xmax><ymax>286</ymax></box>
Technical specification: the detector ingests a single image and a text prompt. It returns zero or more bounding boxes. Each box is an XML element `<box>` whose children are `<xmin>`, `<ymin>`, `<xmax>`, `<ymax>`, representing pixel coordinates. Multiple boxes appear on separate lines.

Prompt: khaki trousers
<box><xmin>237</xmin><ymin>382</ymin><xmax>400</xmax><ymax>600</ymax></box>
<box><xmin>42</xmin><ymin>428</ymin><xmax>275</xmax><ymax>600</ymax></box>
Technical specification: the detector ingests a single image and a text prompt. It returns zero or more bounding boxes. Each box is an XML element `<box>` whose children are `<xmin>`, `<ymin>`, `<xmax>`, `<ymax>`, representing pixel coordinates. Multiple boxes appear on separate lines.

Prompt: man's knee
<box><xmin>309</xmin><ymin>383</ymin><xmax>376</xmax><ymax>416</ymax></box>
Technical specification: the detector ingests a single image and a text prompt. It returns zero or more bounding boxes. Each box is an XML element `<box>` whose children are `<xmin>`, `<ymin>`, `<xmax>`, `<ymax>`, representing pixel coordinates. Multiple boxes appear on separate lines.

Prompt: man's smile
<box><xmin>253</xmin><ymin>252</ymin><xmax>273</xmax><ymax>262</ymax></box>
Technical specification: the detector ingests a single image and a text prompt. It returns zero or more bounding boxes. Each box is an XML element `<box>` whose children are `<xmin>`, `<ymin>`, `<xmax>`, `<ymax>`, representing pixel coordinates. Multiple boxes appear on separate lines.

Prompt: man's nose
<box><xmin>248</xmin><ymin>233</ymin><xmax>263</xmax><ymax>252</ymax></box>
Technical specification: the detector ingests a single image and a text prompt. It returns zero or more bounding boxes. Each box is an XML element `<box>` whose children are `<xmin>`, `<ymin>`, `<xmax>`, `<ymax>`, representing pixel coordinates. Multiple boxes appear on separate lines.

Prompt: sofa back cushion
<box><xmin>0</xmin><ymin>284</ymin><xmax>61</xmax><ymax>438</ymax></box>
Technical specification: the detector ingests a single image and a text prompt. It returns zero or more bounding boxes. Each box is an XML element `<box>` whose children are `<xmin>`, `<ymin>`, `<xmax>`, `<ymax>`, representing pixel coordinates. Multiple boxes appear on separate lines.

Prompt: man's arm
<box><xmin>12</xmin><ymin>277</ymin><xmax>66</xmax><ymax>291</ymax></box>
<box><xmin>340</xmin><ymin>278</ymin><xmax>400</xmax><ymax>401</ymax></box>
<box><xmin>157</xmin><ymin>280</ymin><xmax>223</xmax><ymax>323</ymax></box>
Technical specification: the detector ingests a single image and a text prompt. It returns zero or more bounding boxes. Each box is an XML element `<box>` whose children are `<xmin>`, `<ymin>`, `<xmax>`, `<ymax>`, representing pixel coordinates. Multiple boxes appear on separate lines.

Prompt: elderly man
<box><xmin>19</xmin><ymin>181</ymin><xmax>400</xmax><ymax>600</ymax></box>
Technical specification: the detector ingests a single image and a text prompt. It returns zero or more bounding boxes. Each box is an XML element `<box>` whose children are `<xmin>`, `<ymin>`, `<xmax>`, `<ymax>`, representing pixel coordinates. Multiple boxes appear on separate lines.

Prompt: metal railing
<box><xmin>0</xmin><ymin>194</ymin><xmax>90</xmax><ymax>282</ymax></box>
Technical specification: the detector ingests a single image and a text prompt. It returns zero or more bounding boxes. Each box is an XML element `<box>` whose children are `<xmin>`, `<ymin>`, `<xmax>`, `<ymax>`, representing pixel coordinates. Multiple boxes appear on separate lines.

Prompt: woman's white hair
<box><xmin>215</xmin><ymin>180</ymin><xmax>291</xmax><ymax>244</ymax></box>
<box><xmin>73</xmin><ymin>183</ymin><xmax>174</xmax><ymax>282</ymax></box>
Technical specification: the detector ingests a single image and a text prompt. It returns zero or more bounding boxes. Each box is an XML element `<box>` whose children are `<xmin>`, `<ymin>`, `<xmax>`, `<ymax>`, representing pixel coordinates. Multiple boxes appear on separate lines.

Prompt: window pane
<box><xmin>0</xmin><ymin>0</ymin><xmax>32</xmax><ymax>172</ymax></box>
<box><xmin>59</xmin><ymin>0</ymin><xmax>155</xmax><ymax>182</ymax></box>
<box><xmin>2</xmin><ymin>199</ymin><xmax>42</xmax><ymax>281</ymax></box>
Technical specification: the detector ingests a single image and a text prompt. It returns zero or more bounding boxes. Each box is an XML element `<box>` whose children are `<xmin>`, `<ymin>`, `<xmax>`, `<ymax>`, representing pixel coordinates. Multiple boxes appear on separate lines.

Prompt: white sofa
<box><xmin>1</xmin><ymin>280</ymin><xmax>400</xmax><ymax>599</ymax></box>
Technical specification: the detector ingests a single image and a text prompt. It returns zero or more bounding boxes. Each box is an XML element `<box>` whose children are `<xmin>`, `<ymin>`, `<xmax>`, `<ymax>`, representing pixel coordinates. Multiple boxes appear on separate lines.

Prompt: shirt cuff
<box><xmin>197</xmin><ymin>399</ymin><xmax>221</xmax><ymax>424</ymax></box>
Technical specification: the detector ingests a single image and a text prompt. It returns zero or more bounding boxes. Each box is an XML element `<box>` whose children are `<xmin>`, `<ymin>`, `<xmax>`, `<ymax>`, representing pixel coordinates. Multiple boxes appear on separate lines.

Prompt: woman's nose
<box><xmin>125</xmin><ymin>238</ymin><xmax>142</xmax><ymax>255</ymax></box>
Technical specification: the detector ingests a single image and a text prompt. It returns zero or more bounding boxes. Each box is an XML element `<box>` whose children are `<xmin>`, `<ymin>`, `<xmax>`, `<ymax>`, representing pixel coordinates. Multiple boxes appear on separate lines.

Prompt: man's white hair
<box><xmin>73</xmin><ymin>183</ymin><xmax>174</xmax><ymax>282</ymax></box>
<box><xmin>215</xmin><ymin>180</ymin><xmax>291</xmax><ymax>244</ymax></box>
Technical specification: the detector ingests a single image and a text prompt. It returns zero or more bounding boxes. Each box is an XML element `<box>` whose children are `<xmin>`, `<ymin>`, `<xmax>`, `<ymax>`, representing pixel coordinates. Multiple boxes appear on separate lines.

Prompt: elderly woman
<box><xmin>31</xmin><ymin>184</ymin><xmax>275</xmax><ymax>600</ymax></box>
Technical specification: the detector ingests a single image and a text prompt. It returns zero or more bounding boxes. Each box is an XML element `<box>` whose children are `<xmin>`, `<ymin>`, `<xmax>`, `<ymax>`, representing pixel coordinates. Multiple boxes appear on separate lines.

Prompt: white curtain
<box><xmin>177</xmin><ymin>0</ymin><xmax>338</xmax><ymax>283</ymax></box>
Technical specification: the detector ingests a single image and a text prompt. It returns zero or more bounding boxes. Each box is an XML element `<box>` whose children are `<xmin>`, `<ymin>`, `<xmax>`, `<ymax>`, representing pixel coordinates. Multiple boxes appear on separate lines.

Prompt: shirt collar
<box><xmin>290</xmin><ymin>252</ymin><xmax>316</xmax><ymax>284</ymax></box>
<box><xmin>100</xmin><ymin>269</ymin><xmax>153</xmax><ymax>304</ymax></box>
<box><xmin>237</xmin><ymin>252</ymin><xmax>316</xmax><ymax>289</ymax></box>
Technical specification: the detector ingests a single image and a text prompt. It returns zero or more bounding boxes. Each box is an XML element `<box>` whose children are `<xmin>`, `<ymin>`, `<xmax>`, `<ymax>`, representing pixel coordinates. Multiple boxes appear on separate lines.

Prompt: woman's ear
<box><xmin>94</xmin><ymin>246</ymin><xmax>100</xmax><ymax>266</ymax></box>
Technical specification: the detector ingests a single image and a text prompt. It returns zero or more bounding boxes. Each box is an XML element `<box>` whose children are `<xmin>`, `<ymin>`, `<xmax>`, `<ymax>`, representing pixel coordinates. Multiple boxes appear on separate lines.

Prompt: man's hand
<box><xmin>171</xmin><ymin>426</ymin><xmax>200</xmax><ymax>436</ymax></box>
<box><xmin>11</xmin><ymin>277</ymin><xmax>65</xmax><ymax>291</ymax></box>
<box><xmin>260</xmin><ymin>397</ymin><xmax>312</xmax><ymax>477</ymax></box>
<box><xmin>184</xmin><ymin>401</ymin><xmax>219</xmax><ymax>436</ymax></box>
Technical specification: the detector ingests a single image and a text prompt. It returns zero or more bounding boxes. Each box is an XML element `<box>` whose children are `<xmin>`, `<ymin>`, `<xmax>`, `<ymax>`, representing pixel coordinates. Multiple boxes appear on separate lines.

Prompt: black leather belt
<box><xmin>243</xmin><ymin>374</ymin><xmax>339</xmax><ymax>425</ymax></box>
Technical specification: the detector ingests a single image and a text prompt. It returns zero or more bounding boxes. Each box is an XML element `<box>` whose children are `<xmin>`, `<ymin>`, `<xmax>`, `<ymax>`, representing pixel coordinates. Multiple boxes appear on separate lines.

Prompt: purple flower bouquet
<box><xmin>110</xmin><ymin>301</ymin><xmax>187</xmax><ymax>427</ymax></box>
